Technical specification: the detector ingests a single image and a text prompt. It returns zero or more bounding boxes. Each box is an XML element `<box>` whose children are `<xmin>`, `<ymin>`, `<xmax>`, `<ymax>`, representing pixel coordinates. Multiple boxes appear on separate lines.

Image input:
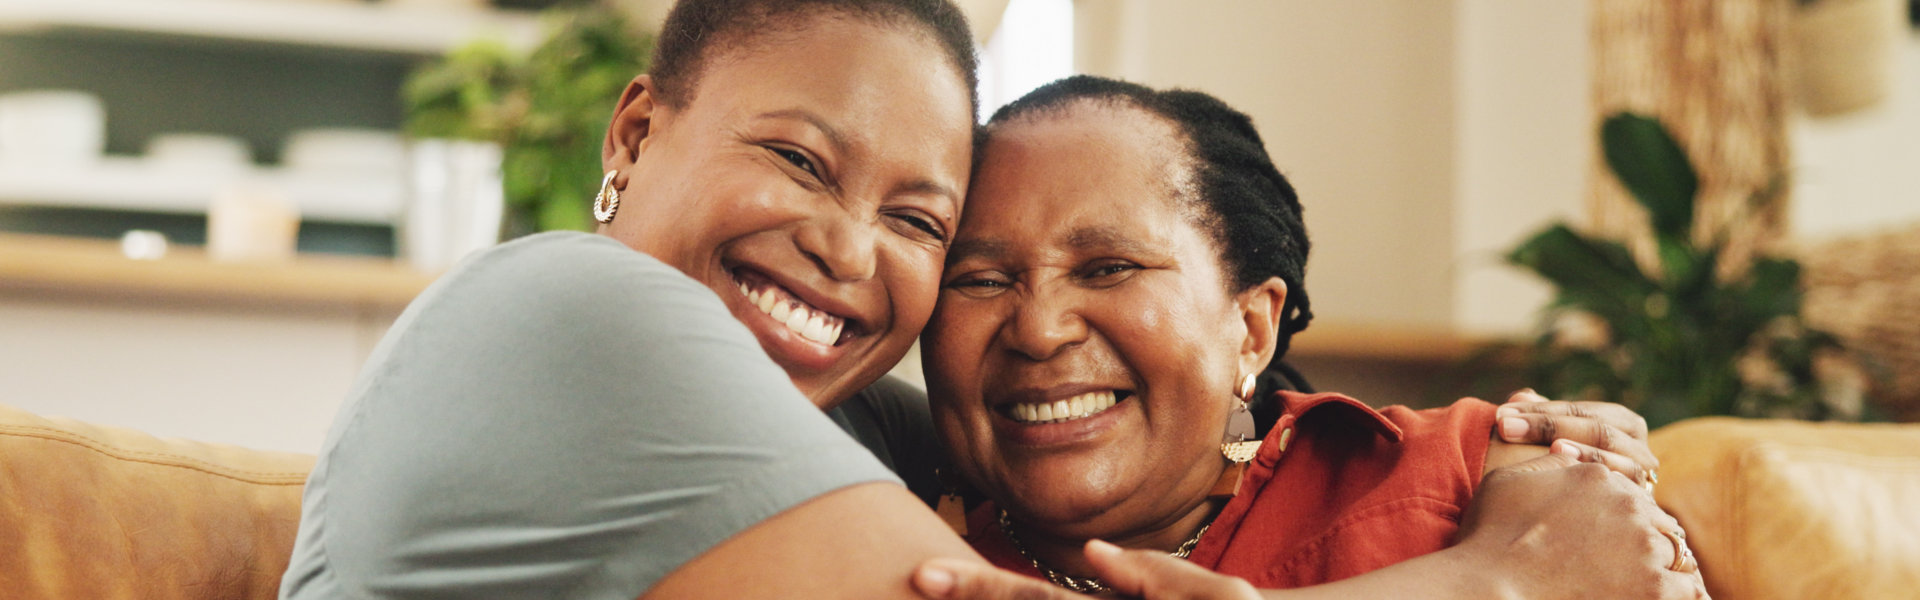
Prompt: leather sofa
<box><xmin>0</xmin><ymin>403</ymin><xmax>309</xmax><ymax>600</ymax></box>
<box><xmin>1650</xmin><ymin>417</ymin><xmax>1920</xmax><ymax>599</ymax></box>
<box><xmin>3</xmin><ymin>401</ymin><xmax>1916</xmax><ymax>599</ymax></box>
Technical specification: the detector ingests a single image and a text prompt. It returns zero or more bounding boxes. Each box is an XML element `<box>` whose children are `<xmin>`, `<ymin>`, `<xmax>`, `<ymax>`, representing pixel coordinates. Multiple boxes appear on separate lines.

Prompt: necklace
<box><xmin>996</xmin><ymin>508</ymin><xmax>1212</xmax><ymax>595</ymax></box>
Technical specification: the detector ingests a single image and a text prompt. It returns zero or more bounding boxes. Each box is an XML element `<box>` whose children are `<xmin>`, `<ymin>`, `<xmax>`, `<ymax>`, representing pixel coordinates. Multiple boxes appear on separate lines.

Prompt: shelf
<box><xmin>0</xmin><ymin>233</ymin><xmax>434</xmax><ymax>311</ymax></box>
<box><xmin>0</xmin><ymin>0</ymin><xmax>541</xmax><ymax>56</ymax></box>
<box><xmin>0</xmin><ymin>158</ymin><xmax>401</xmax><ymax>225</ymax></box>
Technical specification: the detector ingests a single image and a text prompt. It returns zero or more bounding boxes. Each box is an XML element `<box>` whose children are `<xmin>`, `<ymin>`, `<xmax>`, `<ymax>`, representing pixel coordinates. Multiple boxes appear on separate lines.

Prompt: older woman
<box><xmin>920</xmin><ymin>76</ymin><xmax>1705</xmax><ymax>599</ymax></box>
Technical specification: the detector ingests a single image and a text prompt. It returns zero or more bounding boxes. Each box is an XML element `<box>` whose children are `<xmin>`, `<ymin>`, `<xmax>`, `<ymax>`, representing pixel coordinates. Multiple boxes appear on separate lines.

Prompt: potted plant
<box><xmin>402</xmin><ymin>5</ymin><xmax>651</xmax><ymax>238</ymax></box>
<box><xmin>1503</xmin><ymin>112</ymin><xmax>1861</xmax><ymax>428</ymax></box>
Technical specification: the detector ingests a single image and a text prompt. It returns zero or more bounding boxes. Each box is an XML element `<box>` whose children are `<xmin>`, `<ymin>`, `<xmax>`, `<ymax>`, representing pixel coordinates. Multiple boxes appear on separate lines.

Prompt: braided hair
<box><xmin>986</xmin><ymin>75</ymin><xmax>1314</xmax><ymax>433</ymax></box>
<box><xmin>651</xmin><ymin>0</ymin><xmax>978</xmax><ymax>115</ymax></box>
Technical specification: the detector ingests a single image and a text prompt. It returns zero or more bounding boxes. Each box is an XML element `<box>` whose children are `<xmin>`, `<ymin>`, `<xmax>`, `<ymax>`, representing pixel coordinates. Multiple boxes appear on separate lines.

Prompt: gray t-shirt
<box><xmin>280</xmin><ymin>232</ymin><xmax>905</xmax><ymax>599</ymax></box>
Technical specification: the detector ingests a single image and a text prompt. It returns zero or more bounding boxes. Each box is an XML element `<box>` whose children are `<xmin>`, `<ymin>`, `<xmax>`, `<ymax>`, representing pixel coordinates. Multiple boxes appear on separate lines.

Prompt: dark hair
<box><xmin>987</xmin><ymin>75</ymin><xmax>1315</xmax><ymax>429</ymax></box>
<box><xmin>650</xmin><ymin>0</ymin><xmax>979</xmax><ymax>115</ymax></box>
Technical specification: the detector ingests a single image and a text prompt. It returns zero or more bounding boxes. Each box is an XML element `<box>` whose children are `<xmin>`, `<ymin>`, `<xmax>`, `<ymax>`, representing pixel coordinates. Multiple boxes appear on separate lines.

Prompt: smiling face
<box><xmin>600</xmin><ymin>15</ymin><xmax>973</xmax><ymax>408</ymax></box>
<box><xmin>925</xmin><ymin>101</ymin><xmax>1279</xmax><ymax>542</ymax></box>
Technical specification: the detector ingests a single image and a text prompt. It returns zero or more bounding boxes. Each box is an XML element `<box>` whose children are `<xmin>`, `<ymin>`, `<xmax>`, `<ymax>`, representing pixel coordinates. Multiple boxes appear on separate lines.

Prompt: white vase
<box><xmin>1793</xmin><ymin>0</ymin><xmax>1905</xmax><ymax>116</ymax></box>
<box><xmin>402</xmin><ymin>139</ymin><xmax>504</xmax><ymax>272</ymax></box>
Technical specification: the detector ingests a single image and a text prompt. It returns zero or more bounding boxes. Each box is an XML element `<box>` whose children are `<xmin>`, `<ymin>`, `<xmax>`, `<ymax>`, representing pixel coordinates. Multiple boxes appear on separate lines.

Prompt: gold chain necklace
<box><xmin>996</xmin><ymin>508</ymin><xmax>1212</xmax><ymax>595</ymax></box>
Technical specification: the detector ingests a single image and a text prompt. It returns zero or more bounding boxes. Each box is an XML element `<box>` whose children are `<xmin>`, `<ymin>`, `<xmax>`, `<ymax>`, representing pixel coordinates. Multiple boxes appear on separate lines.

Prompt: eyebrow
<box><xmin>757</xmin><ymin>109</ymin><xmax>851</xmax><ymax>160</ymax></box>
<box><xmin>1066</xmin><ymin>226</ymin><xmax>1160</xmax><ymax>257</ymax></box>
<box><xmin>946</xmin><ymin>238</ymin><xmax>1011</xmax><ymax>266</ymax></box>
<box><xmin>946</xmin><ymin>226</ymin><xmax>1163</xmax><ymax>267</ymax></box>
<box><xmin>758</xmin><ymin>109</ymin><xmax>960</xmax><ymax>205</ymax></box>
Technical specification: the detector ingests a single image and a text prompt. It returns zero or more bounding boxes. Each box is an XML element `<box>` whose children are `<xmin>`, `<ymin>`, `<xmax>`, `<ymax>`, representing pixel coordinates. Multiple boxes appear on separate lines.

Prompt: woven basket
<box><xmin>1800</xmin><ymin>223</ymin><xmax>1920</xmax><ymax>422</ymax></box>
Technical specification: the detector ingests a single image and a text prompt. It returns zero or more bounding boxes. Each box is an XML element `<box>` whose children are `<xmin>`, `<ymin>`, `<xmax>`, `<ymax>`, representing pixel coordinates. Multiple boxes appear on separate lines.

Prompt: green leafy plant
<box><xmin>403</xmin><ymin>5</ymin><xmax>651</xmax><ymax>236</ymax></box>
<box><xmin>1505</xmin><ymin>112</ymin><xmax>1849</xmax><ymax>428</ymax></box>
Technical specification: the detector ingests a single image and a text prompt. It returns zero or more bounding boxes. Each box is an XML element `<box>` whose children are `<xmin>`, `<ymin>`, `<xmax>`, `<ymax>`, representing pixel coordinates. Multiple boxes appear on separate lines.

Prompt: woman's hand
<box><xmin>1454</xmin><ymin>446</ymin><xmax>1708</xmax><ymax>599</ymax></box>
<box><xmin>911</xmin><ymin>541</ymin><xmax>1260</xmax><ymax>600</ymax></box>
<box><xmin>1491</xmin><ymin>389</ymin><xmax>1659</xmax><ymax>486</ymax></box>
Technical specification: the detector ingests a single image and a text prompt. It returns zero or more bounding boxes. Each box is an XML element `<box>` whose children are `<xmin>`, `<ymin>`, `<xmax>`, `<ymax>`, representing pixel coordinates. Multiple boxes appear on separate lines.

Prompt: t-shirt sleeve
<box><xmin>832</xmin><ymin>376</ymin><xmax>943</xmax><ymax>507</ymax></box>
<box><xmin>280</xmin><ymin>232</ymin><xmax>901</xmax><ymax>600</ymax></box>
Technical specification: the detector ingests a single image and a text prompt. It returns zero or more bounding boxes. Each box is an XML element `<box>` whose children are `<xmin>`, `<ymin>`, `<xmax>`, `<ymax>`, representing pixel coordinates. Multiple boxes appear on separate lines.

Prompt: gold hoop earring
<box><xmin>593</xmin><ymin>171</ymin><xmax>621</xmax><ymax>224</ymax></box>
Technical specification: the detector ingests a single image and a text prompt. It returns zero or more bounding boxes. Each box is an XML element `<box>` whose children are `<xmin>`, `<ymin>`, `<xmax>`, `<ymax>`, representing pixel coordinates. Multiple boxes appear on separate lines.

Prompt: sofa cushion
<box><xmin>1650</xmin><ymin>417</ymin><xmax>1920</xmax><ymax>600</ymax></box>
<box><xmin>0</xmin><ymin>403</ymin><xmax>314</xmax><ymax>600</ymax></box>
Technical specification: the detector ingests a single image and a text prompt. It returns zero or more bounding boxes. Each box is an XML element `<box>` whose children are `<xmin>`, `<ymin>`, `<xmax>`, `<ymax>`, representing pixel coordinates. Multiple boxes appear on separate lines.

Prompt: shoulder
<box><xmin>837</xmin><ymin>376</ymin><xmax>942</xmax><ymax>504</ymax></box>
<box><xmin>390</xmin><ymin>231</ymin><xmax>739</xmax><ymax>352</ymax></box>
<box><xmin>426</xmin><ymin>231</ymin><xmax>701</xmax><ymax>314</ymax></box>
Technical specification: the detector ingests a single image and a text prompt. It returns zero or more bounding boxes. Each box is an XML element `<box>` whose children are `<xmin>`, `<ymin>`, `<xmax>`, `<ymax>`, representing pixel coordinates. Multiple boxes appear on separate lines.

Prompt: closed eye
<box><xmin>888</xmin><ymin>212</ymin><xmax>948</xmax><ymax>243</ymax></box>
<box><xmin>1079</xmin><ymin>262</ymin><xmax>1141</xmax><ymax>286</ymax></box>
<box><xmin>771</xmin><ymin>147</ymin><xmax>819</xmax><ymax>177</ymax></box>
<box><xmin>943</xmin><ymin>271</ymin><xmax>1013</xmax><ymax>296</ymax></box>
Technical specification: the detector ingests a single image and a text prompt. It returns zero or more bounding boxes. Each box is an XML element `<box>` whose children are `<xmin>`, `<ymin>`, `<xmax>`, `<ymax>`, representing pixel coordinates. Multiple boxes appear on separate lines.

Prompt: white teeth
<box><xmin>739</xmin><ymin>276</ymin><xmax>849</xmax><ymax>347</ymax></box>
<box><xmin>784</xmin><ymin>305</ymin><xmax>810</xmax><ymax>332</ymax></box>
<box><xmin>1005</xmin><ymin>391</ymin><xmax>1120</xmax><ymax>424</ymax></box>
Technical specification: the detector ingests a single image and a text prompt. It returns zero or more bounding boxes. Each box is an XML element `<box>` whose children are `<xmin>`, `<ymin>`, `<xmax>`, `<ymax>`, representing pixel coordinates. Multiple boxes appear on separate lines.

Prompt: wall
<box><xmin>1451</xmin><ymin>0</ymin><xmax>1592</xmax><ymax>335</ymax></box>
<box><xmin>1075</xmin><ymin>0</ymin><xmax>1460</xmax><ymax>329</ymax></box>
<box><xmin>0</xmin><ymin>296</ymin><xmax>393</xmax><ymax>453</ymax></box>
<box><xmin>1792</xmin><ymin>33</ymin><xmax>1920</xmax><ymax>240</ymax></box>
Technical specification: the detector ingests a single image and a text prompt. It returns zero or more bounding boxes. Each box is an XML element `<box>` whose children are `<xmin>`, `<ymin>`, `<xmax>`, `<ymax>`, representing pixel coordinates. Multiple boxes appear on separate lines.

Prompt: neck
<box><xmin>1006</xmin><ymin>497</ymin><xmax>1222</xmax><ymax>579</ymax></box>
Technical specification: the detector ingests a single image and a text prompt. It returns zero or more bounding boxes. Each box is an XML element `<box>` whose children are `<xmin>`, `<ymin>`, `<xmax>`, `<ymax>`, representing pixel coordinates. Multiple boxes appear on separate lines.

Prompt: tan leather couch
<box><xmin>1651</xmin><ymin>417</ymin><xmax>1920</xmax><ymax>600</ymax></box>
<box><xmin>4</xmin><ymin>401</ymin><xmax>1916</xmax><ymax>600</ymax></box>
<box><xmin>0</xmin><ymin>403</ymin><xmax>311</xmax><ymax>600</ymax></box>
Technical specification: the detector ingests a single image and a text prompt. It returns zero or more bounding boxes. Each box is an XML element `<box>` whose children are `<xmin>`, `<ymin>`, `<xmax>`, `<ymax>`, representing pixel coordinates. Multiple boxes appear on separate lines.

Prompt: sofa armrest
<box><xmin>1650</xmin><ymin>417</ymin><xmax>1920</xmax><ymax>600</ymax></box>
<box><xmin>0</xmin><ymin>403</ymin><xmax>314</xmax><ymax>600</ymax></box>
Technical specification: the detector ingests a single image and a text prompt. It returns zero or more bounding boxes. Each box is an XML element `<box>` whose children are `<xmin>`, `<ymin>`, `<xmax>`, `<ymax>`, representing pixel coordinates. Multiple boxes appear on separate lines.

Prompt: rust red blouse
<box><xmin>968</xmin><ymin>391</ymin><xmax>1499</xmax><ymax>589</ymax></box>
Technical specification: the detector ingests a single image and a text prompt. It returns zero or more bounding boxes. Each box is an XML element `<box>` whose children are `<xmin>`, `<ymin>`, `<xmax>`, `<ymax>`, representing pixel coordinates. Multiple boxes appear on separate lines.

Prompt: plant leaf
<box><xmin>1601</xmin><ymin>113</ymin><xmax>1698</xmax><ymax>239</ymax></box>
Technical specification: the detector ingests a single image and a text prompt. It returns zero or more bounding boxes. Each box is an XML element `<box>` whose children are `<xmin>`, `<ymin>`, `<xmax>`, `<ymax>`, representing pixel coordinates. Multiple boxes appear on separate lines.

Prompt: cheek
<box><xmin>1101</xmin><ymin>286</ymin><xmax>1238</xmax><ymax>427</ymax></box>
<box><xmin>881</xmin><ymin>251</ymin><xmax>944</xmax><ymax>336</ymax></box>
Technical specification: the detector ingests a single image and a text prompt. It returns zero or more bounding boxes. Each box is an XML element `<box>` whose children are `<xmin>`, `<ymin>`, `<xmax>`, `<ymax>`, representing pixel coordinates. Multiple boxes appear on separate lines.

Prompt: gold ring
<box><xmin>1662</xmin><ymin>529</ymin><xmax>1697</xmax><ymax>573</ymax></box>
<box><xmin>1641</xmin><ymin>468</ymin><xmax>1659</xmax><ymax>494</ymax></box>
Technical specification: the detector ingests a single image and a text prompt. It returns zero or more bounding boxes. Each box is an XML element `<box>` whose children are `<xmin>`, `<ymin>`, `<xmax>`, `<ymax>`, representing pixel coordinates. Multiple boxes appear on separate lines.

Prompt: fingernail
<box><xmin>1086</xmin><ymin>539</ymin><xmax>1122</xmax><ymax>557</ymax></box>
<box><xmin>1501</xmin><ymin>417</ymin><xmax>1528</xmax><ymax>440</ymax></box>
<box><xmin>1552</xmin><ymin>439</ymin><xmax>1580</xmax><ymax>457</ymax></box>
<box><xmin>1515</xmin><ymin>388</ymin><xmax>1545</xmax><ymax>402</ymax></box>
<box><xmin>913</xmin><ymin>564</ymin><xmax>957</xmax><ymax>597</ymax></box>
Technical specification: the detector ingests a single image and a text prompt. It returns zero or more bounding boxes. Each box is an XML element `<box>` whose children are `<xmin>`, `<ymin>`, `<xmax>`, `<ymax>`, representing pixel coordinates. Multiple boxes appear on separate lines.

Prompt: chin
<box><xmin>1000</xmin><ymin>466</ymin><xmax>1128</xmax><ymax>525</ymax></box>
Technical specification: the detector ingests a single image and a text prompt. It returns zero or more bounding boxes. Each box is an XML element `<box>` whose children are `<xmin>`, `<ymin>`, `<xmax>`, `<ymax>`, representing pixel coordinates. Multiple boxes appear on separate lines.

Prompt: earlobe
<box><xmin>603</xmin><ymin>75</ymin><xmax>661</xmax><ymax>174</ymax></box>
<box><xmin>1235</xmin><ymin>278</ymin><xmax>1289</xmax><ymax>376</ymax></box>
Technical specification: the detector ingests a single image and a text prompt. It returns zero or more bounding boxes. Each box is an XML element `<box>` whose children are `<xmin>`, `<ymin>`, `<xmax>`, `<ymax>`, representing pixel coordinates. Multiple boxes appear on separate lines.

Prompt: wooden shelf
<box><xmin>0</xmin><ymin>233</ymin><xmax>434</xmax><ymax>311</ymax></box>
<box><xmin>0</xmin><ymin>0</ymin><xmax>541</xmax><ymax>56</ymax></box>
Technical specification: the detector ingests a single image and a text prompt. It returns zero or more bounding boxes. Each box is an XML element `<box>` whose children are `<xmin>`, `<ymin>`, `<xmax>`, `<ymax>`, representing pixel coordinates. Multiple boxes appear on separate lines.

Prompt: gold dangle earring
<box><xmin>1211</xmin><ymin>373</ymin><xmax>1261</xmax><ymax>498</ymax></box>
<box><xmin>592</xmin><ymin>171</ymin><xmax>622</xmax><ymax>224</ymax></box>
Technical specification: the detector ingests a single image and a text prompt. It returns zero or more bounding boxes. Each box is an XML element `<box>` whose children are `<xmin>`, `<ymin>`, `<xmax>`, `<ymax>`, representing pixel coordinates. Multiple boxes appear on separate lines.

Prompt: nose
<box><xmin>795</xmin><ymin>214</ymin><xmax>879</xmax><ymax>282</ymax></box>
<box><xmin>999</xmin><ymin>283</ymin><xmax>1088</xmax><ymax>361</ymax></box>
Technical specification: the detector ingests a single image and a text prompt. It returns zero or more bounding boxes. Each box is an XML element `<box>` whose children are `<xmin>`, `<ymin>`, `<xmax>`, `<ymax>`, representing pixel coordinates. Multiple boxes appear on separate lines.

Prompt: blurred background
<box><xmin>0</xmin><ymin>0</ymin><xmax>1915</xmax><ymax>453</ymax></box>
